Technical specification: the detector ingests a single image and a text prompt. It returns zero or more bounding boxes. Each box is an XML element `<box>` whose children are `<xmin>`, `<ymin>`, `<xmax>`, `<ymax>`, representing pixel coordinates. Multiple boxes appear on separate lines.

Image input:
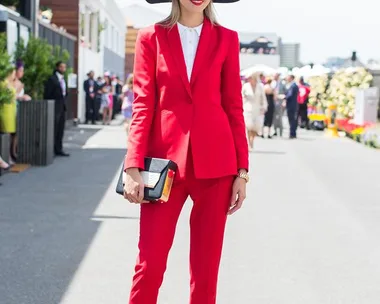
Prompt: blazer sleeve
<box><xmin>221</xmin><ymin>31</ymin><xmax>249</xmax><ymax>172</ymax></box>
<box><xmin>124</xmin><ymin>29</ymin><xmax>156</xmax><ymax>170</ymax></box>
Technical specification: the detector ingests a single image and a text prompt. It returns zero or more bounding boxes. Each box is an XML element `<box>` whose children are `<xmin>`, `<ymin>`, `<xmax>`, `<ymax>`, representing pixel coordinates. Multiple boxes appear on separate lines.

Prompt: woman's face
<box><xmin>16</xmin><ymin>67</ymin><xmax>24</xmax><ymax>79</ymax></box>
<box><xmin>179</xmin><ymin>0</ymin><xmax>211</xmax><ymax>13</ymax></box>
<box><xmin>249</xmin><ymin>77</ymin><xmax>257</xmax><ymax>86</ymax></box>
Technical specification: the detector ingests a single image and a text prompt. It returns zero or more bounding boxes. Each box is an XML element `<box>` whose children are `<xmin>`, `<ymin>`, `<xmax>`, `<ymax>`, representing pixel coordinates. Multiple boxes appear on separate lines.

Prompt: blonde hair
<box><xmin>248</xmin><ymin>71</ymin><xmax>260</xmax><ymax>81</ymax></box>
<box><xmin>126</xmin><ymin>74</ymin><xmax>133</xmax><ymax>84</ymax></box>
<box><xmin>158</xmin><ymin>0</ymin><xmax>218</xmax><ymax>28</ymax></box>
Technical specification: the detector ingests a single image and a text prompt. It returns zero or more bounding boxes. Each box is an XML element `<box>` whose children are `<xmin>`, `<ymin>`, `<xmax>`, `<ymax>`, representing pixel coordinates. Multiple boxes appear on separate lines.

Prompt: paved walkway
<box><xmin>0</xmin><ymin>125</ymin><xmax>379</xmax><ymax>304</ymax></box>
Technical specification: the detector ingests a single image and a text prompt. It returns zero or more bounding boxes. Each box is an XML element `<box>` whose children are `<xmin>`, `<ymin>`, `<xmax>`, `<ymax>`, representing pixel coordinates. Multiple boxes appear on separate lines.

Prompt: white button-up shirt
<box><xmin>56</xmin><ymin>71</ymin><xmax>66</xmax><ymax>97</ymax></box>
<box><xmin>177</xmin><ymin>22</ymin><xmax>203</xmax><ymax>81</ymax></box>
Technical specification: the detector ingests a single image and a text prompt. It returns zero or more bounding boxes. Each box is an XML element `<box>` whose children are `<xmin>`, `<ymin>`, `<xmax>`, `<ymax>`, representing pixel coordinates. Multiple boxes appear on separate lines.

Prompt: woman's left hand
<box><xmin>228</xmin><ymin>176</ymin><xmax>247</xmax><ymax>215</ymax></box>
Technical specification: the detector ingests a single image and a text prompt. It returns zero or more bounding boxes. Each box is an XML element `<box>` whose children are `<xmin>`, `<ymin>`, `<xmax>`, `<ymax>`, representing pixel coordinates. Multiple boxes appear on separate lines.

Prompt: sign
<box><xmin>353</xmin><ymin>87</ymin><xmax>379</xmax><ymax>125</ymax></box>
<box><xmin>67</xmin><ymin>73</ymin><xmax>77</xmax><ymax>89</ymax></box>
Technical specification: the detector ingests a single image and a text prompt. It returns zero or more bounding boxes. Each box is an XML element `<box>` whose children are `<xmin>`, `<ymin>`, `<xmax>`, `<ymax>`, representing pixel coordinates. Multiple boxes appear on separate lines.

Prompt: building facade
<box><xmin>238</xmin><ymin>32</ymin><xmax>281</xmax><ymax>69</ymax></box>
<box><xmin>0</xmin><ymin>0</ymin><xmax>37</xmax><ymax>54</ymax></box>
<box><xmin>123</xmin><ymin>4</ymin><xmax>165</xmax><ymax>76</ymax></box>
<box><xmin>1</xmin><ymin>1</ymin><xmax>77</xmax><ymax>119</ymax></box>
<box><xmin>279</xmin><ymin>42</ymin><xmax>301</xmax><ymax>68</ymax></box>
<box><xmin>40</xmin><ymin>0</ymin><xmax>125</xmax><ymax>122</ymax></box>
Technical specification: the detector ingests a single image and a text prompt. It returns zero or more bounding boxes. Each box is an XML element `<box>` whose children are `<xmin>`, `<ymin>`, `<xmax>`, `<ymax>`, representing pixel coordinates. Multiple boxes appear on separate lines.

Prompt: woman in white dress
<box><xmin>242</xmin><ymin>72</ymin><xmax>268</xmax><ymax>151</ymax></box>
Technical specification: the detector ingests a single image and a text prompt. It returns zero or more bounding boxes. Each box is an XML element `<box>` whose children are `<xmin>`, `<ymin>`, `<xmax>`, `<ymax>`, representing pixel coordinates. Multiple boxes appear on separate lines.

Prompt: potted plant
<box><xmin>14</xmin><ymin>37</ymin><xmax>71</xmax><ymax>166</ymax></box>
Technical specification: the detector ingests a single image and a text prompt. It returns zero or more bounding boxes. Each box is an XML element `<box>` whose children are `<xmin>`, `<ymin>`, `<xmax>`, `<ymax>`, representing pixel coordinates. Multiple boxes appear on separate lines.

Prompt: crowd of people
<box><xmin>83</xmin><ymin>71</ymin><xmax>134</xmax><ymax>132</ymax></box>
<box><xmin>242</xmin><ymin>72</ymin><xmax>311</xmax><ymax>150</ymax></box>
<box><xmin>0</xmin><ymin>60</ymin><xmax>31</xmax><ymax>171</ymax></box>
<box><xmin>1</xmin><ymin>63</ymin><xmax>310</xmax><ymax>175</ymax></box>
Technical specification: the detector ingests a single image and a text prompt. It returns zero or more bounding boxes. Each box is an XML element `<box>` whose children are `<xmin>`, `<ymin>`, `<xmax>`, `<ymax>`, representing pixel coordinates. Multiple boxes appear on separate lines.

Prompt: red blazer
<box><xmin>125</xmin><ymin>18</ymin><xmax>248</xmax><ymax>180</ymax></box>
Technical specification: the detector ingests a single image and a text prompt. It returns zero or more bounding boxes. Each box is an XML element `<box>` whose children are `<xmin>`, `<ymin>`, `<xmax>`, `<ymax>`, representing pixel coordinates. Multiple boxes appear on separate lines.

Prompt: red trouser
<box><xmin>129</xmin><ymin>156</ymin><xmax>234</xmax><ymax>304</ymax></box>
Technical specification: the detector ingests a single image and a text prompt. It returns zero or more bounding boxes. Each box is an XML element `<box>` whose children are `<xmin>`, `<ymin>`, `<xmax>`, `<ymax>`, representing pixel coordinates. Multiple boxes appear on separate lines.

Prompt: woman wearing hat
<box><xmin>123</xmin><ymin>0</ymin><xmax>248</xmax><ymax>303</ymax></box>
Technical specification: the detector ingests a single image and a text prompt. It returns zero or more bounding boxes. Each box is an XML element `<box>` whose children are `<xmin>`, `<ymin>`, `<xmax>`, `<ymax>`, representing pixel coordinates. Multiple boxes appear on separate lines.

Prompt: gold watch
<box><xmin>237</xmin><ymin>171</ymin><xmax>249</xmax><ymax>183</ymax></box>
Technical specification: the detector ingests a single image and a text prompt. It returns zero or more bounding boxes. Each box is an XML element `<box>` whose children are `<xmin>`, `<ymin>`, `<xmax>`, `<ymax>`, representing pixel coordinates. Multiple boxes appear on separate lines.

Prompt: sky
<box><xmin>115</xmin><ymin>0</ymin><xmax>380</xmax><ymax>64</ymax></box>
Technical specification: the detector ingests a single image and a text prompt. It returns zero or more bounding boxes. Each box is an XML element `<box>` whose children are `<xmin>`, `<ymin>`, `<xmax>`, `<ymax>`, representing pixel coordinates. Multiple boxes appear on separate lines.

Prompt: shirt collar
<box><xmin>56</xmin><ymin>71</ymin><xmax>63</xmax><ymax>80</ymax></box>
<box><xmin>177</xmin><ymin>22</ymin><xmax>203</xmax><ymax>37</ymax></box>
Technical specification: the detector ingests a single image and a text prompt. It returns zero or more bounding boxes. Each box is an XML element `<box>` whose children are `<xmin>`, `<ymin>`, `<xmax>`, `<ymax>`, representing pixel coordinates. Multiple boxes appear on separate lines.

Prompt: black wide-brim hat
<box><xmin>146</xmin><ymin>0</ymin><xmax>239</xmax><ymax>3</ymax></box>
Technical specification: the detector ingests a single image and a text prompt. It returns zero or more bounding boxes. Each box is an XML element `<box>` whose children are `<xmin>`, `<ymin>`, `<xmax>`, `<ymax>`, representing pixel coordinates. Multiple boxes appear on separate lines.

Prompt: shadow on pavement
<box><xmin>0</xmin><ymin>143</ymin><xmax>126</xmax><ymax>304</ymax></box>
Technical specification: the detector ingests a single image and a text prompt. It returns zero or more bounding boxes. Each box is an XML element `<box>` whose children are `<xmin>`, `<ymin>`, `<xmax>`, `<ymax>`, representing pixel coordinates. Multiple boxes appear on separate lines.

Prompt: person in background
<box><xmin>100</xmin><ymin>74</ymin><xmax>113</xmax><ymax>125</ymax></box>
<box><xmin>12</xmin><ymin>60</ymin><xmax>32</xmax><ymax>163</ymax></box>
<box><xmin>272</xmin><ymin>73</ymin><xmax>286</xmax><ymax>137</ymax></box>
<box><xmin>0</xmin><ymin>70</ymin><xmax>17</xmax><ymax>164</ymax></box>
<box><xmin>84</xmin><ymin>71</ymin><xmax>98</xmax><ymax>124</ymax></box>
<box><xmin>0</xmin><ymin>155</ymin><xmax>10</xmax><ymax>170</ymax></box>
<box><xmin>242</xmin><ymin>72</ymin><xmax>267</xmax><ymax>151</ymax></box>
<box><xmin>115</xmin><ymin>76</ymin><xmax>123</xmax><ymax>114</ymax></box>
<box><xmin>123</xmin><ymin>0</ymin><xmax>249</xmax><ymax>302</ymax></box>
<box><xmin>285</xmin><ymin>74</ymin><xmax>299</xmax><ymax>139</ymax></box>
<box><xmin>44</xmin><ymin>61</ymin><xmax>70</xmax><ymax>157</ymax></box>
<box><xmin>297</xmin><ymin>76</ymin><xmax>311</xmax><ymax>129</ymax></box>
<box><xmin>111</xmin><ymin>75</ymin><xmax>122</xmax><ymax>119</ymax></box>
<box><xmin>259</xmin><ymin>73</ymin><xmax>266</xmax><ymax>84</ymax></box>
<box><xmin>14</xmin><ymin>60</ymin><xmax>31</xmax><ymax>102</ymax></box>
<box><xmin>263</xmin><ymin>78</ymin><xmax>276</xmax><ymax>138</ymax></box>
<box><xmin>121</xmin><ymin>74</ymin><xmax>134</xmax><ymax>134</ymax></box>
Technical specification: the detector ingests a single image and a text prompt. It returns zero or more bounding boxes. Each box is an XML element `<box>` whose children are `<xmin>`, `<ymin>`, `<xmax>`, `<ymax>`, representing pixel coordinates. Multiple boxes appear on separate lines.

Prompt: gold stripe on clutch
<box><xmin>160</xmin><ymin>171</ymin><xmax>175</xmax><ymax>202</ymax></box>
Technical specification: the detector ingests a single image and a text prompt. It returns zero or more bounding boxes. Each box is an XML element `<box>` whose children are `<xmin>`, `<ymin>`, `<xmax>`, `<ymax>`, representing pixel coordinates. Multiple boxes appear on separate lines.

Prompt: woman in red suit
<box><xmin>123</xmin><ymin>0</ymin><xmax>249</xmax><ymax>303</ymax></box>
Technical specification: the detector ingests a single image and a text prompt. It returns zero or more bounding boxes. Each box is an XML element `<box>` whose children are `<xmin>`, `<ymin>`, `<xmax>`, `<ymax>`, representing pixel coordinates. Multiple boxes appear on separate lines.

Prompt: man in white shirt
<box><xmin>44</xmin><ymin>61</ymin><xmax>70</xmax><ymax>157</ymax></box>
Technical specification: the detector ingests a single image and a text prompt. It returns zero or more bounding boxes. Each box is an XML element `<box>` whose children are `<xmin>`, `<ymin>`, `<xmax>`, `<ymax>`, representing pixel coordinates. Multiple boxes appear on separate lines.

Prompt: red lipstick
<box><xmin>190</xmin><ymin>0</ymin><xmax>204</xmax><ymax>6</ymax></box>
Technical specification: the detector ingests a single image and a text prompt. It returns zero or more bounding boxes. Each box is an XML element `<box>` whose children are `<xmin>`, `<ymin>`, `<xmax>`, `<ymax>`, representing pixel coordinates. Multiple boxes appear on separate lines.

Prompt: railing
<box><xmin>38</xmin><ymin>21</ymin><xmax>76</xmax><ymax>68</ymax></box>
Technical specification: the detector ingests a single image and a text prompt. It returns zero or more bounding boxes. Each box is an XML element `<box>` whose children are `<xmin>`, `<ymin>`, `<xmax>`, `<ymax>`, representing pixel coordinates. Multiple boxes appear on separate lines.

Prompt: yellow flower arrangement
<box><xmin>326</xmin><ymin>67</ymin><xmax>373</xmax><ymax>118</ymax></box>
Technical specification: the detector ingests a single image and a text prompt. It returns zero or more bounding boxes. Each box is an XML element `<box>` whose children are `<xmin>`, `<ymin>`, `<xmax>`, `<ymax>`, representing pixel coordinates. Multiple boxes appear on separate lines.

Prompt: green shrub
<box><xmin>0</xmin><ymin>34</ymin><xmax>15</xmax><ymax>105</ymax></box>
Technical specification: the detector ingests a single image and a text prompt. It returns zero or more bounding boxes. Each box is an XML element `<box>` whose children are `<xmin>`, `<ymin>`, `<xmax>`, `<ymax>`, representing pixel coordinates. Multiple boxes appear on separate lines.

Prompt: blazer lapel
<box><xmin>190</xmin><ymin>18</ymin><xmax>213</xmax><ymax>86</ymax></box>
<box><xmin>166</xmin><ymin>25</ymin><xmax>192</xmax><ymax>98</ymax></box>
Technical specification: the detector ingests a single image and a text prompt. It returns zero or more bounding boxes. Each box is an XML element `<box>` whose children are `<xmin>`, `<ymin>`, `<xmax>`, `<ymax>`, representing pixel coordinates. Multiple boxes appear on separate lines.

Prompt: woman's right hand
<box><xmin>123</xmin><ymin>168</ymin><xmax>145</xmax><ymax>204</ymax></box>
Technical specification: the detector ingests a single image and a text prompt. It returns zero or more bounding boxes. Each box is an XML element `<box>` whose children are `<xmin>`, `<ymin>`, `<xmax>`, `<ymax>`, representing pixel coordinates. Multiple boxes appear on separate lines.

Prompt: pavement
<box><xmin>1</xmin><ymin>122</ymin><xmax>380</xmax><ymax>304</ymax></box>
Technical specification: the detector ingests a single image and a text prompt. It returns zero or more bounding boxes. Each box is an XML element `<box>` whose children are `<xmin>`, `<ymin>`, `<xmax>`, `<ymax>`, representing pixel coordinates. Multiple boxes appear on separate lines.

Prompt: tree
<box><xmin>20</xmin><ymin>37</ymin><xmax>53</xmax><ymax>100</ymax></box>
<box><xmin>14</xmin><ymin>37</ymin><xmax>72</xmax><ymax>100</ymax></box>
<box><xmin>50</xmin><ymin>45</ymin><xmax>72</xmax><ymax>80</ymax></box>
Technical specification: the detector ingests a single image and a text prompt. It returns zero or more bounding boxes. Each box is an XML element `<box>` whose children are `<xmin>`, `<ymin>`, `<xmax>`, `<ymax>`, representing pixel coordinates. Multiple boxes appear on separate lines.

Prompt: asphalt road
<box><xmin>1</xmin><ymin>124</ymin><xmax>379</xmax><ymax>304</ymax></box>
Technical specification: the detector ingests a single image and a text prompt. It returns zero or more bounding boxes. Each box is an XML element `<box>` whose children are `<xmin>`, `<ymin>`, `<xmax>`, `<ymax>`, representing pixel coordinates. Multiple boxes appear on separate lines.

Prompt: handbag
<box><xmin>116</xmin><ymin>156</ymin><xmax>177</xmax><ymax>203</ymax></box>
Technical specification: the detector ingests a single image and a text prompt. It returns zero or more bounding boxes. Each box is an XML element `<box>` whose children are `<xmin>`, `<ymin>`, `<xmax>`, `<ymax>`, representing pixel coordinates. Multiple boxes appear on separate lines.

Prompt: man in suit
<box><xmin>272</xmin><ymin>73</ymin><xmax>286</xmax><ymax>137</ymax></box>
<box><xmin>83</xmin><ymin>70</ymin><xmax>98</xmax><ymax>124</ymax></box>
<box><xmin>285</xmin><ymin>74</ymin><xmax>299</xmax><ymax>139</ymax></box>
<box><xmin>297</xmin><ymin>76</ymin><xmax>311</xmax><ymax>129</ymax></box>
<box><xmin>44</xmin><ymin>61</ymin><xmax>70</xmax><ymax>157</ymax></box>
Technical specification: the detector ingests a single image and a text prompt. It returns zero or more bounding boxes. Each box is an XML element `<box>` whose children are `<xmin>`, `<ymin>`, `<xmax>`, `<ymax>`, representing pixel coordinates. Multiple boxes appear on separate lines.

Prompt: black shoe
<box><xmin>55</xmin><ymin>151</ymin><xmax>70</xmax><ymax>157</ymax></box>
<box><xmin>289</xmin><ymin>135</ymin><xmax>297</xmax><ymax>139</ymax></box>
